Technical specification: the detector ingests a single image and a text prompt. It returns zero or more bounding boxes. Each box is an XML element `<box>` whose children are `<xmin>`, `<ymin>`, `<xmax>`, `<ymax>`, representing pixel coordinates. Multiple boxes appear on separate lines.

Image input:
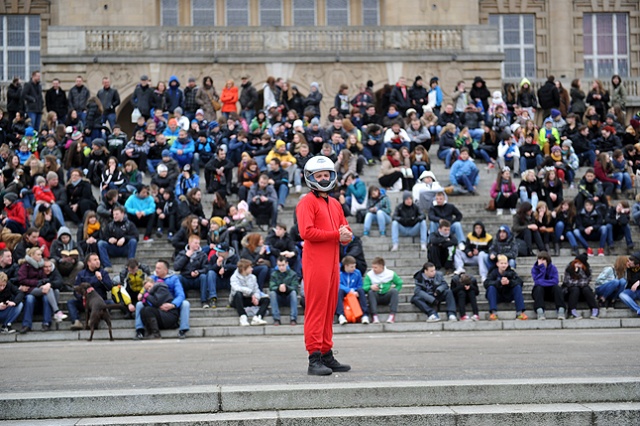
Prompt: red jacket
<box><xmin>33</xmin><ymin>185</ymin><xmax>56</xmax><ymax>204</ymax></box>
<box><xmin>5</xmin><ymin>201</ymin><xmax>26</xmax><ymax>227</ymax></box>
<box><xmin>594</xmin><ymin>160</ymin><xmax>619</xmax><ymax>185</ymax></box>
<box><xmin>220</xmin><ymin>86</ymin><xmax>239</xmax><ymax>113</ymax></box>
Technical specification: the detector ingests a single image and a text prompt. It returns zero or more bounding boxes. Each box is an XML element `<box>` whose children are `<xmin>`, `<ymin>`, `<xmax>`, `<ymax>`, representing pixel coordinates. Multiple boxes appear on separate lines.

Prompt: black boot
<box><xmin>554</xmin><ymin>242</ymin><xmax>560</xmax><ymax>256</ymax></box>
<box><xmin>571</xmin><ymin>247</ymin><xmax>580</xmax><ymax>257</ymax></box>
<box><xmin>308</xmin><ymin>351</ymin><xmax>332</xmax><ymax>376</ymax></box>
<box><xmin>144</xmin><ymin>317</ymin><xmax>162</xmax><ymax>339</ymax></box>
<box><xmin>321</xmin><ymin>350</ymin><xmax>351</xmax><ymax>372</ymax></box>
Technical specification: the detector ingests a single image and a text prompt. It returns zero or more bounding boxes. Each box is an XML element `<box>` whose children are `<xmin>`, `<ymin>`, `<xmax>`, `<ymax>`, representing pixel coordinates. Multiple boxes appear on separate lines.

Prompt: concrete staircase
<box><xmin>6</xmin><ymin>150</ymin><xmax>640</xmax><ymax>343</ymax></box>
<box><xmin>2</xmin><ymin>378</ymin><xmax>639</xmax><ymax>425</ymax></box>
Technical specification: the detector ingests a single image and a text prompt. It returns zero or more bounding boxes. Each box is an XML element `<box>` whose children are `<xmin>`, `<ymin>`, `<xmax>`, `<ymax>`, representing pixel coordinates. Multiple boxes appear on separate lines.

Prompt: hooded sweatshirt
<box><xmin>363</xmin><ymin>267</ymin><xmax>403</xmax><ymax>295</ymax></box>
<box><xmin>488</xmin><ymin>226</ymin><xmax>518</xmax><ymax>260</ymax></box>
<box><xmin>463</xmin><ymin>221</ymin><xmax>493</xmax><ymax>255</ymax></box>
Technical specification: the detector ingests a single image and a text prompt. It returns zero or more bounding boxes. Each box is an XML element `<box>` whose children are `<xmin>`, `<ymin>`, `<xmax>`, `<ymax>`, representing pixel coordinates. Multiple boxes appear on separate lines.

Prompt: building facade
<box><xmin>0</xmin><ymin>0</ymin><xmax>638</xmax><ymax>121</ymax></box>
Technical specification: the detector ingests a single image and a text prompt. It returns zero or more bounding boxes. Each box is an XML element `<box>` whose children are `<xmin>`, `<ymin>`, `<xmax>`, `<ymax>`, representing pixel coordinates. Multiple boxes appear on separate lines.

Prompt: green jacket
<box><xmin>363</xmin><ymin>270</ymin><xmax>403</xmax><ymax>295</ymax></box>
<box><xmin>268</xmin><ymin>268</ymin><xmax>300</xmax><ymax>293</ymax></box>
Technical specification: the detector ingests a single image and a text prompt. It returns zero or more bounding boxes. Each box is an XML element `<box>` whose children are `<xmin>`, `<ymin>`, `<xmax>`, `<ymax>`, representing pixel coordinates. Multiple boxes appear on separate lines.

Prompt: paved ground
<box><xmin>1</xmin><ymin>329</ymin><xmax>639</xmax><ymax>394</ymax></box>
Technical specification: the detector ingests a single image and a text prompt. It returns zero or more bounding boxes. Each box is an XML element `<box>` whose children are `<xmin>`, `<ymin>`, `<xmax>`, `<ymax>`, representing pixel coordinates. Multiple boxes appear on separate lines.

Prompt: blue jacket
<box><xmin>150</xmin><ymin>273</ymin><xmax>185</xmax><ymax>308</ymax></box>
<box><xmin>175</xmin><ymin>174</ymin><xmax>200</xmax><ymax>197</ymax></box>
<box><xmin>165</xmin><ymin>75</ymin><xmax>184</xmax><ymax>112</ymax></box>
<box><xmin>170</xmin><ymin>137</ymin><xmax>195</xmax><ymax>156</ymax></box>
<box><xmin>430</xmin><ymin>86</ymin><xmax>443</xmax><ymax>107</ymax></box>
<box><xmin>163</xmin><ymin>126</ymin><xmax>181</xmax><ymax>144</ymax></box>
<box><xmin>74</xmin><ymin>268</ymin><xmax>113</xmax><ymax>301</ymax></box>
<box><xmin>124</xmin><ymin>194</ymin><xmax>156</xmax><ymax>216</ymax></box>
<box><xmin>449</xmin><ymin>159</ymin><xmax>479</xmax><ymax>187</ymax></box>
<box><xmin>339</xmin><ymin>270</ymin><xmax>364</xmax><ymax>293</ymax></box>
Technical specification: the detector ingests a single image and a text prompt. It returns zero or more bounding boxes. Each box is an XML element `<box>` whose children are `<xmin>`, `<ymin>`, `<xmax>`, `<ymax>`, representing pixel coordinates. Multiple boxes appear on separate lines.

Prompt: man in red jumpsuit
<box><xmin>298</xmin><ymin>156</ymin><xmax>353</xmax><ymax>375</ymax></box>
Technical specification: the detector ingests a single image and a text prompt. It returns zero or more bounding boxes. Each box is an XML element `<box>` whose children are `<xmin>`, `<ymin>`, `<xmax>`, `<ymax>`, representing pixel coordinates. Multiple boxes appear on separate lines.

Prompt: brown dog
<box><xmin>75</xmin><ymin>282</ymin><xmax>113</xmax><ymax>341</ymax></box>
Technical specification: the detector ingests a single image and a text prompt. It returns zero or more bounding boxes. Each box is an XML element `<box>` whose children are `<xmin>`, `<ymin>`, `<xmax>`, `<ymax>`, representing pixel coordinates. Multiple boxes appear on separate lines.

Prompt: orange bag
<box><xmin>343</xmin><ymin>292</ymin><xmax>363</xmax><ymax>323</ymax></box>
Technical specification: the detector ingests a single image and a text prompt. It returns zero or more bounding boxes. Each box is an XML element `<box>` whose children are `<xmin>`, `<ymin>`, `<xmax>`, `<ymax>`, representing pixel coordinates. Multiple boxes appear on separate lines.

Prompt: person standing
<box><xmin>68</xmin><ymin>75</ymin><xmax>90</xmax><ymax>125</ymax></box>
<box><xmin>21</xmin><ymin>70</ymin><xmax>44</xmax><ymax>131</ymax></box>
<box><xmin>97</xmin><ymin>76</ymin><xmax>121</xmax><ymax>129</ymax></box>
<box><xmin>45</xmin><ymin>78</ymin><xmax>68</xmax><ymax>124</ymax></box>
<box><xmin>297</xmin><ymin>156</ymin><xmax>353</xmax><ymax>375</ymax></box>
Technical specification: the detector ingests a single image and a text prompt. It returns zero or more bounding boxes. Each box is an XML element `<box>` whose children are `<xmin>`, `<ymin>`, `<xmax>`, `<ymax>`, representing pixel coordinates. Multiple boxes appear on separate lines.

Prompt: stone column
<box><xmin>548</xmin><ymin>0</ymin><xmax>575</xmax><ymax>79</ymax></box>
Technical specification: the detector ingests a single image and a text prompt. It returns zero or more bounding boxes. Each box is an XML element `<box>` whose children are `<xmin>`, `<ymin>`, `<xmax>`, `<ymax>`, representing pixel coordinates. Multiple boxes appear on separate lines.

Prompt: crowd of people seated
<box><xmin>1</xmin><ymin>70</ymin><xmax>640</xmax><ymax>338</ymax></box>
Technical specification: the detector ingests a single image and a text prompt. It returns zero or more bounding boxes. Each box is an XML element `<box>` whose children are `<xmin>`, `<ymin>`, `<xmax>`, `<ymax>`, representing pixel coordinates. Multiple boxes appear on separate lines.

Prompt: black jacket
<box><xmin>21</xmin><ymin>80</ymin><xmax>44</xmax><ymax>113</ymax></box>
<box><xmin>450</xmin><ymin>273</ymin><xmax>480</xmax><ymax>296</ymax></box>
<box><xmin>484</xmin><ymin>266</ymin><xmax>523</xmax><ymax>290</ymax></box>
<box><xmin>0</xmin><ymin>282</ymin><xmax>23</xmax><ymax>305</ymax></box>
<box><xmin>537</xmin><ymin>81</ymin><xmax>559</xmax><ymax>110</ymax></box>
<box><xmin>174</xmin><ymin>249</ymin><xmax>209</xmax><ymax>278</ymax></box>
<box><xmin>7</xmin><ymin>83</ymin><xmax>22</xmax><ymax>113</ymax></box>
<box><xmin>131</xmin><ymin>84</ymin><xmax>154</xmax><ymax>117</ymax></box>
<box><xmin>97</xmin><ymin>86</ymin><xmax>121</xmax><ymax>114</ymax></box>
<box><xmin>428</xmin><ymin>202</ymin><xmax>463</xmax><ymax>225</ymax></box>
<box><xmin>392</xmin><ymin>203</ymin><xmax>425</xmax><ymax>227</ymax></box>
<box><xmin>45</xmin><ymin>87</ymin><xmax>68</xmax><ymax>118</ymax></box>
<box><xmin>103</xmin><ymin>218</ymin><xmax>138</xmax><ymax>243</ymax></box>
<box><xmin>339</xmin><ymin>236</ymin><xmax>367</xmax><ymax>276</ymax></box>
<box><xmin>413</xmin><ymin>270</ymin><xmax>448</xmax><ymax>296</ymax></box>
<box><xmin>576</xmin><ymin>208</ymin><xmax>604</xmax><ymax>233</ymax></box>
<box><xmin>389</xmin><ymin>85</ymin><xmax>411</xmax><ymax>114</ymax></box>
<box><xmin>240</xmin><ymin>81</ymin><xmax>258</xmax><ymax>111</ymax></box>
<box><xmin>68</xmin><ymin>85</ymin><xmax>90</xmax><ymax>112</ymax></box>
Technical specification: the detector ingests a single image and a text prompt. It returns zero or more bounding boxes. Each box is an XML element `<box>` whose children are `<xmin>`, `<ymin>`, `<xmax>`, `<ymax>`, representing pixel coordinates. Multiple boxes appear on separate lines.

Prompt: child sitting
<box><xmin>336</xmin><ymin>255</ymin><xmax>369</xmax><ymax>325</ymax></box>
<box><xmin>363</xmin><ymin>256</ymin><xmax>403</xmax><ymax>324</ymax></box>
<box><xmin>428</xmin><ymin>219</ymin><xmax>458</xmax><ymax>273</ymax></box>
<box><xmin>230</xmin><ymin>259</ymin><xmax>270</xmax><ymax>326</ymax></box>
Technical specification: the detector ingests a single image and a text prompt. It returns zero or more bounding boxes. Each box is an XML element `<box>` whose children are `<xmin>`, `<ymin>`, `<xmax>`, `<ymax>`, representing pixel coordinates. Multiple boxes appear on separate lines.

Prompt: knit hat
<box><xmin>562</xmin><ymin>140</ymin><xmax>573</xmax><ymax>148</ymax></box>
<box><xmin>630</xmin><ymin>251</ymin><xmax>640</xmax><ymax>264</ymax></box>
<box><xmin>510</xmin><ymin>123</ymin><xmax>521</xmax><ymax>133</ymax></box>
<box><xmin>310</xmin><ymin>117</ymin><xmax>320</xmax><ymax>126</ymax></box>
<box><xmin>157</xmin><ymin>164</ymin><xmax>168</xmax><ymax>173</ymax></box>
<box><xmin>293</xmin><ymin>119</ymin><xmax>303</xmax><ymax>129</ymax></box>
<box><xmin>161</xmin><ymin>149</ymin><xmax>171</xmax><ymax>158</ymax></box>
<box><xmin>544</xmin><ymin>117</ymin><xmax>553</xmax><ymax>125</ymax></box>
<box><xmin>603</xmin><ymin>125</ymin><xmax>616</xmax><ymax>134</ymax></box>
<box><xmin>3</xmin><ymin>193</ymin><xmax>17</xmax><ymax>203</ymax></box>
<box><xmin>65</xmin><ymin>126</ymin><xmax>73</xmax><ymax>134</ymax></box>
<box><xmin>275</xmin><ymin>140</ymin><xmax>286</xmax><ymax>149</ymax></box>
<box><xmin>403</xmin><ymin>190</ymin><xmax>413</xmax><ymax>201</ymax></box>
<box><xmin>551</xmin><ymin>109</ymin><xmax>561</xmax><ymax>118</ymax></box>
<box><xmin>589</xmin><ymin>114</ymin><xmax>600</xmax><ymax>121</ymax></box>
<box><xmin>188</xmin><ymin>76</ymin><xmax>196</xmax><ymax>83</ymax></box>
<box><xmin>576</xmin><ymin>253</ymin><xmax>590</xmax><ymax>267</ymax></box>
<box><xmin>606</xmin><ymin>113</ymin><xmax>616</xmax><ymax>120</ymax></box>
<box><xmin>71</xmin><ymin>130</ymin><xmax>83</xmax><ymax>140</ymax></box>
<box><xmin>182</xmin><ymin>164</ymin><xmax>191</xmax><ymax>172</ymax></box>
<box><xmin>25</xmin><ymin>127</ymin><xmax>35</xmax><ymax>137</ymax></box>
<box><xmin>195</xmin><ymin>109</ymin><xmax>204</xmax><ymax>116</ymax></box>
<box><xmin>168</xmin><ymin>118</ymin><xmax>178</xmax><ymax>127</ymax></box>
<box><xmin>631</xmin><ymin>119</ymin><xmax>640</xmax><ymax>130</ymax></box>
<box><xmin>406</xmin><ymin>108</ymin><xmax>417</xmax><ymax>116</ymax></box>
<box><xmin>92</xmin><ymin>138</ymin><xmax>106</xmax><ymax>147</ymax></box>
<box><xmin>551</xmin><ymin>145</ymin><xmax>561</xmax><ymax>153</ymax></box>
<box><xmin>174</xmin><ymin>107</ymin><xmax>183</xmax><ymax>115</ymax></box>
<box><xmin>208</xmin><ymin>121</ymin><xmax>219</xmax><ymax>129</ymax></box>
<box><xmin>210</xmin><ymin>216</ymin><xmax>225</xmax><ymax>228</ymax></box>
<box><xmin>310</xmin><ymin>82</ymin><xmax>319</xmax><ymax>90</ymax></box>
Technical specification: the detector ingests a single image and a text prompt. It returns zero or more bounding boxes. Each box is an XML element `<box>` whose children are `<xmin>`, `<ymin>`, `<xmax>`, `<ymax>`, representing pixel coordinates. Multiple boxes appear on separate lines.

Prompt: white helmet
<box><xmin>304</xmin><ymin>156</ymin><xmax>337</xmax><ymax>192</ymax></box>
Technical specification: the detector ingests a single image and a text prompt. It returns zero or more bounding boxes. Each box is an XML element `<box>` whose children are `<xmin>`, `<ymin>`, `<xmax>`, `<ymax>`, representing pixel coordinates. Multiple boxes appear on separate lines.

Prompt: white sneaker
<box><xmin>251</xmin><ymin>315</ymin><xmax>267</xmax><ymax>326</ymax></box>
<box><xmin>338</xmin><ymin>314</ymin><xmax>347</xmax><ymax>325</ymax></box>
<box><xmin>457</xmin><ymin>242</ymin><xmax>465</xmax><ymax>251</ymax></box>
<box><xmin>448</xmin><ymin>314</ymin><xmax>458</xmax><ymax>322</ymax></box>
<box><xmin>496</xmin><ymin>209</ymin><xmax>504</xmax><ymax>215</ymax></box>
<box><xmin>510</xmin><ymin>208</ymin><xmax>517</xmax><ymax>214</ymax></box>
<box><xmin>480</xmin><ymin>276</ymin><xmax>487</xmax><ymax>284</ymax></box>
<box><xmin>361</xmin><ymin>315</ymin><xmax>370</xmax><ymax>324</ymax></box>
<box><xmin>427</xmin><ymin>314</ymin><xmax>440</xmax><ymax>322</ymax></box>
<box><xmin>454</xmin><ymin>269</ymin><xmax>466</xmax><ymax>275</ymax></box>
<box><xmin>53</xmin><ymin>311</ymin><xmax>67</xmax><ymax>323</ymax></box>
<box><xmin>295</xmin><ymin>185</ymin><xmax>301</xmax><ymax>193</ymax></box>
<box><xmin>391</xmin><ymin>244</ymin><xmax>398</xmax><ymax>252</ymax></box>
<box><xmin>239</xmin><ymin>314</ymin><xmax>249</xmax><ymax>326</ymax></box>
<box><xmin>420</xmin><ymin>244</ymin><xmax>427</xmax><ymax>251</ymax></box>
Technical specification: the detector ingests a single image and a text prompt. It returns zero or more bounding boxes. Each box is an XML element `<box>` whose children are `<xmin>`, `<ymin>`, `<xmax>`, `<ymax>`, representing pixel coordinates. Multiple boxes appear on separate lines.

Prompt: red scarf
<box><xmin>387</xmin><ymin>154</ymin><xmax>401</xmax><ymax>167</ymax></box>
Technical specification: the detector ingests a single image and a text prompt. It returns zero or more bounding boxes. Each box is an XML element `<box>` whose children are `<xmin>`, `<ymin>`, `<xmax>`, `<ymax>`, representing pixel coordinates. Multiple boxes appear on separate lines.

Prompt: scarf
<box><xmin>86</xmin><ymin>221</ymin><xmax>101</xmax><ymax>237</ymax></box>
<box><xmin>366</xmin><ymin>267</ymin><xmax>395</xmax><ymax>286</ymax></box>
<box><xmin>387</xmin><ymin>154</ymin><xmax>401</xmax><ymax>168</ymax></box>
<box><xmin>25</xmin><ymin>255</ymin><xmax>44</xmax><ymax>269</ymax></box>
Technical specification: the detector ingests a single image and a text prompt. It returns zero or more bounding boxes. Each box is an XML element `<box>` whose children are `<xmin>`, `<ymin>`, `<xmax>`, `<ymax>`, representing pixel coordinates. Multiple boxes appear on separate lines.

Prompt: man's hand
<box><xmin>191</xmin><ymin>270</ymin><xmax>199</xmax><ymax>277</ymax></box>
<box><xmin>501</xmin><ymin>277</ymin><xmax>510</xmax><ymax>286</ymax></box>
<box><xmin>95</xmin><ymin>271</ymin><xmax>102</xmax><ymax>281</ymax></box>
<box><xmin>117</xmin><ymin>237</ymin><xmax>125</xmax><ymax>246</ymax></box>
<box><xmin>251</xmin><ymin>295</ymin><xmax>259</xmax><ymax>306</ymax></box>
<box><xmin>631</xmin><ymin>281</ymin><xmax>640</xmax><ymax>292</ymax></box>
<box><xmin>371</xmin><ymin>284</ymin><xmax>380</xmax><ymax>292</ymax></box>
<box><xmin>278</xmin><ymin>284</ymin><xmax>287</xmax><ymax>293</ymax></box>
<box><xmin>108</xmin><ymin>237</ymin><xmax>117</xmax><ymax>245</ymax></box>
<box><xmin>136</xmin><ymin>211</ymin><xmax>144</xmax><ymax>219</ymax></box>
<box><xmin>160</xmin><ymin>303</ymin><xmax>175</xmax><ymax>312</ymax></box>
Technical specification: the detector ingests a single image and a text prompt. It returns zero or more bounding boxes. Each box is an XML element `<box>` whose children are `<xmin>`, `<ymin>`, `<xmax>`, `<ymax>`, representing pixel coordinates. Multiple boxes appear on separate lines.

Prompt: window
<box><xmin>226</xmin><ymin>0</ymin><xmax>249</xmax><ymax>26</ymax></box>
<box><xmin>293</xmin><ymin>0</ymin><xmax>316</xmax><ymax>26</ymax></box>
<box><xmin>260</xmin><ymin>0</ymin><xmax>282</xmax><ymax>26</ymax></box>
<box><xmin>0</xmin><ymin>15</ymin><xmax>40</xmax><ymax>81</ymax></box>
<box><xmin>192</xmin><ymin>0</ymin><xmax>216</xmax><ymax>26</ymax></box>
<box><xmin>161</xmin><ymin>0</ymin><xmax>179</xmax><ymax>26</ymax></box>
<box><xmin>489</xmin><ymin>14</ymin><xmax>536</xmax><ymax>79</ymax></box>
<box><xmin>362</xmin><ymin>0</ymin><xmax>379</xmax><ymax>26</ymax></box>
<box><xmin>326</xmin><ymin>0</ymin><xmax>349</xmax><ymax>26</ymax></box>
<box><xmin>583</xmin><ymin>13</ymin><xmax>629</xmax><ymax>78</ymax></box>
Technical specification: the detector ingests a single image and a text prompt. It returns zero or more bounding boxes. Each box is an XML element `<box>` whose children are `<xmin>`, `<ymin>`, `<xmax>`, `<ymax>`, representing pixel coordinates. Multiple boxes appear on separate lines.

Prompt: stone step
<box><xmin>2</xmin><ymin>378</ymin><xmax>638</xmax><ymax>422</ymax></box>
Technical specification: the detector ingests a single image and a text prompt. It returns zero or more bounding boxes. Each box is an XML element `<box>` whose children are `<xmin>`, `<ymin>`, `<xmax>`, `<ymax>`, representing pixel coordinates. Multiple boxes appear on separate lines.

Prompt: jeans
<box><xmin>146</xmin><ymin>159</ymin><xmax>161</xmax><ymax>174</ymax></box>
<box><xmin>595</xmin><ymin>279</ymin><xmax>627</xmax><ymax>301</ymax></box>
<box><xmin>520</xmin><ymin>154</ymin><xmax>544</xmax><ymax>174</ymax></box>
<box><xmin>411</xmin><ymin>288</ymin><xmax>456</xmax><ymax>317</ymax></box>
<box><xmin>429</xmin><ymin>221</ymin><xmax>464</xmax><ymax>244</ymax></box>
<box><xmin>102</xmin><ymin>113</ymin><xmax>116</xmax><ymax>129</ymax></box>
<box><xmin>613</xmin><ymin>172</ymin><xmax>632</xmax><ymax>191</ymax></box>
<box><xmin>519</xmin><ymin>187</ymin><xmax>539</xmax><ymax>208</ymax></box>
<box><xmin>619</xmin><ymin>289</ymin><xmax>640</xmax><ymax>315</ymax></box>
<box><xmin>456</xmin><ymin>168</ymin><xmax>479</xmax><ymax>193</ymax></box>
<box><xmin>97</xmin><ymin>240</ymin><xmax>138</xmax><ymax>268</ymax></box>
<box><xmin>469</xmin><ymin>128</ymin><xmax>484</xmax><ymax>142</ymax></box>
<box><xmin>269</xmin><ymin>290</ymin><xmax>298</xmax><ymax>321</ymax></box>
<box><xmin>573</xmin><ymin>227</ymin><xmax>608</xmax><ymax>249</ymax></box>
<box><xmin>411</xmin><ymin>165</ymin><xmax>427</xmax><ymax>182</ymax></box>
<box><xmin>486</xmin><ymin>285</ymin><xmax>525</xmax><ymax>313</ymax></box>
<box><xmin>241</xmin><ymin>109</ymin><xmax>256</xmax><ymax>124</ymax></box>
<box><xmin>362</xmin><ymin>143</ymin><xmax>383</xmax><ymax>161</ymax></box>
<box><xmin>607</xmin><ymin>223</ymin><xmax>633</xmax><ymax>247</ymax></box>
<box><xmin>180</xmin><ymin>273</ymin><xmax>215</xmax><ymax>303</ymax></box>
<box><xmin>0</xmin><ymin>302</ymin><xmax>23</xmax><ymax>326</ymax></box>
<box><xmin>336</xmin><ymin>288</ymin><xmax>368</xmax><ymax>316</ymax></box>
<box><xmin>392</xmin><ymin>220</ymin><xmax>427</xmax><ymax>244</ymax></box>
<box><xmin>23</xmin><ymin>294</ymin><xmax>52</xmax><ymax>327</ymax></box>
<box><xmin>437</xmin><ymin>148</ymin><xmax>457</xmax><ymax>169</ymax></box>
<box><xmin>275</xmin><ymin>184</ymin><xmax>289</xmax><ymax>207</ymax></box>
<box><xmin>363</xmin><ymin>210</ymin><xmax>391</xmax><ymax>235</ymax></box>
<box><xmin>554</xmin><ymin>221</ymin><xmax>578</xmax><ymax>248</ymax></box>
<box><xmin>27</xmin><ymin>112</ymin><xmax>42</xmax><ymax>132</ymax></box>
<box><xmin>171</xmin><ymin>152</ymin><xmax>194</xmax><ymax>170</ymax></box>
<box><xmin>577</xmin><ymin>150</ymin><xmax>596</xmax><ymax>167</ymax></box>
<box><xmin>455</xmin><ymin>251</ymin><xmax>489</xmax><ymax>279</ymax></box>
<box><xmin>135</xmin><ymin>300</ymin><xmax>191</xmax><ymax>331</ymax></box>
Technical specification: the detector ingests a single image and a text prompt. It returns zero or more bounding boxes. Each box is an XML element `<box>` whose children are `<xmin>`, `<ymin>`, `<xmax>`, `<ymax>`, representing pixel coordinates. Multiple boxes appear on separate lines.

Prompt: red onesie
<box><xmin>297</xmin><ymin>192</ymin><xmax>350</xmax><ymax>354</ymax></box>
